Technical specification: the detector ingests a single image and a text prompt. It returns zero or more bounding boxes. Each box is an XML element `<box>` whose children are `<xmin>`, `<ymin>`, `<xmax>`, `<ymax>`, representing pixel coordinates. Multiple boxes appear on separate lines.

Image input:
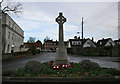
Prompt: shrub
<box><xmin>2</xmin><ymin>70</ymin><xmax>15</xmax><ymax>76</ymax></box>
<box><xmin>109</xmin><ymin>68</ymin><xmax>120</xmax><ymax>76</ymax></box>
<box><xmin>24</xmin><ymin>60</ymin><xmax>45</xmax><ymax>73</ymax></box>
<box><xmin>42</xmin><ymin>68</ymin><xmax>53</xmax><ymax>74</ymax></box>
<box><xmin>12</xmin><ymin>51</ymin><xmax>32</xmax><ymax>56</ymax></box>
<box><xmin>80</xmin><ymin>60</ymin><xmax>100</xmax><ymax>69</ymax></box>
<box><xmin>29</xmin><ymin>45</ymin><xmax>37</xmax><ymax>55</ymax></box>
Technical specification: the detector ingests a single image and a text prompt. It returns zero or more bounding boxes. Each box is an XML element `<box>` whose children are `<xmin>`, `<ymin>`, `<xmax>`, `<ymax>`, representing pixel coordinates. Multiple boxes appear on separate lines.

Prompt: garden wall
<box><xmin>67</xmin><ymin>47</ymin><xmax>120</xmax><ymax>57</ymax></box>
<box><xmin>2</xmin><ymin>51</ymin><xmax>33</xmax><ymax>60</ymax></box>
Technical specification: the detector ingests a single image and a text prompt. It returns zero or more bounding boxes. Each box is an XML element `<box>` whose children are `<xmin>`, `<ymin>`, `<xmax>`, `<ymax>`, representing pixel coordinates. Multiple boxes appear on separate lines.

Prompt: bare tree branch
<box><xmin>2</xmin><ymin>1</ymin><xmax>22</xmax><ymax>14</ymax></box>
<box><xmin>0</xmin><ymin>0</ymin><xmax>4</xmax><ymax>3</ymax></box>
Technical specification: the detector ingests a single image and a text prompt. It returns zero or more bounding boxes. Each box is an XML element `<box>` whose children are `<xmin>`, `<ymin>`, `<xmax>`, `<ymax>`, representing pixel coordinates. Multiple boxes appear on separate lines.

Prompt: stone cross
<box><xmin>56</xmin><ymin>12</ymin><xmax>66</xmax><ymax>43</ymax></box>
<box><xmin>55</xmin><ymin>12</ymin><xmax>68</xmax><ymax>65</ymax></box>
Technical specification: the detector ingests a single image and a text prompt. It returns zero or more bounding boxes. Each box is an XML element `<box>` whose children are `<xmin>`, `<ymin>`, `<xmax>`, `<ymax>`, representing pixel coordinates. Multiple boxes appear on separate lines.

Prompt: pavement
<box><xmin>2</xmin><ymin>52</ymin><xmax>120</xmax><ymax>72</ymax></box>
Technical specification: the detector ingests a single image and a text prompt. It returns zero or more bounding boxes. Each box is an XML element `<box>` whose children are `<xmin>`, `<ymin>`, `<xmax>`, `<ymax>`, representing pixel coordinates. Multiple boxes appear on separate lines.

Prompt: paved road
<box><xmin>2</xmin><ymin>52</ymin><xmax>120</xmax><ymax>71</ymax></box>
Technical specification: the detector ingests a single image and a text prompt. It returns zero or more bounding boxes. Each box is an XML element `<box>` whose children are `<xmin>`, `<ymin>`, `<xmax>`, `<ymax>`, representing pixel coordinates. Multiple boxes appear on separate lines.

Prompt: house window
<box><xmin>11</xmin><ymin>33</ymin><xmax>13</xmax><ymax>40</ymax></box>
<box><xmin>78</xmin><ymin>41</ymin><xmax>81</xmax><ymax>45</ymax></box>
<box><xmin>72</xmin><ymin>41</ymin><xmax>76</xmax><ymax>45</ymax></box>
<box><xmin>14</xmin><ymin>26</ymin><xmax>16</xmax><ymax>31</ymax></box>
<box><xmin>8</xmin><ymin>21</ymin><xmax>11</xmax><ymax>26</ymax></box>
<box><xmin>100</xmin><ymin>42</ymin><xmax>102</xmax><ymax>45</ymax></box>
<box><xmin>8</xmin><ymin>31</ymin><xmax>10</xmax><ymax>39</ymax></box>
<box><xmin>109</xmin><ymin>42</ymin><xmax>112</xmax><ymax>45</ymax></box>
<box><xmin>87</xmin><ymin>42</ymin><xmax>90</xmax><ymax>44</ymax></box>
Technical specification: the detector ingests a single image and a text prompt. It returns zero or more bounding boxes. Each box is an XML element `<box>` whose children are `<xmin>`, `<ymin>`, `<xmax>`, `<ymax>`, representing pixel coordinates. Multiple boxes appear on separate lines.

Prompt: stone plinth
<box><xmin>55</xmin><ymin>42</ymin><xmax>68</xmax><ymax>65</ymax></box>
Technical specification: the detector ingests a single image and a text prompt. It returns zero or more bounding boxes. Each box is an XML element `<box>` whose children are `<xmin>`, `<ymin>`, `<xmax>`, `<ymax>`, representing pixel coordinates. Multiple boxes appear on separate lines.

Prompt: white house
<box><xmin>97</xmin><ymin>38</ymin><xmax>115</xmax><ymax>47</ymax></box>
<box><xmin>68</xmin><ymin>38</ymin><xmax>96</xmax><ymax>48</ymax></box>
<box><xmin>83</xmin><ymin>39</ymin><xmax>97</xmax><ymax>48</ymax></box>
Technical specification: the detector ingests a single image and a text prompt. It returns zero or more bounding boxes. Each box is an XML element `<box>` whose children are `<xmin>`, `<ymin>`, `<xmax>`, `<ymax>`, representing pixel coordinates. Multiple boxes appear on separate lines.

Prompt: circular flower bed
<box><xmin>3</xmin><ymin>60</ymin><xmax>120</xmax><ymax>77</ymax></box>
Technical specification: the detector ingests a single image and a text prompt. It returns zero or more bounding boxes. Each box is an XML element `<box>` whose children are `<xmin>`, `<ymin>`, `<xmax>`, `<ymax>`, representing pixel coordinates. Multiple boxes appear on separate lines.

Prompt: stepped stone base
<box><xmin>55</xmin><ymin>43</ymin><xmax>68</xmax><ymax>65</ymax></box>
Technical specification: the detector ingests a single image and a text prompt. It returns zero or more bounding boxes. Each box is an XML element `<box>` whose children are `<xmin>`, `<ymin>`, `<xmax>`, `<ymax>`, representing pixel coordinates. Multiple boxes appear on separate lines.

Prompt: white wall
<box><xmin>68</xmin><ymin>41</ymin><xmax>71</xmax><ymax>48</ymax></box>
<box><xmin>83</xmin><ymin>40</ymin><xmax>96</xmax><ymax>48</ymax></box>
<box><xmin>105</xmin><ymin>39</ymin><xmax>115</xmax><ymax>46</ymax></box>
<box><xmin>4</xmin><ymin>13</ymin><xmax>24</xmax><ymax>53</ymax></box>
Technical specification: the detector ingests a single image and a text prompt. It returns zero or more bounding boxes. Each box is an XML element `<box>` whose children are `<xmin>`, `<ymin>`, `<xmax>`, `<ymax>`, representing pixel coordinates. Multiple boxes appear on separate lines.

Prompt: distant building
<box><xmin>2</xmin><ymin>13</ymin><xmax>24</xmax><ymax>53</ymax></box>
<box><xmin>68</xmin><ymin>36</ymin><xmax>96</xmax><ymax>48</ymax></box>
<box><xmin>43</xmin><ymin>40</ymin><xmax>53</xmax><ymax>51</ymax></box>
<box><xmin>43</xmin><ymin>39</ymin><xmax>68</xmax><ymax>51</ymax></box>
<box><xmin>97</xmin><ymin>38</ymin><xmax>115</xmax><ymax>47</ymax></box>
<box><xmin>24</xmin><ymin>40</ymin><xmax>42</xmax><ymax>51</ymax></box>
<box><xmin>114</xmin><ymin>39</ymin><xmax>120</xmax><ymax>46</ymax></box>
<box><xmin>68</xmin><ymin>39</ymin><xmax>82</xmax><ymax>48</ymax></box>
<box><xmin>82</xmin><ymin>38</ymin><xmax>97</xmax><ymax>48</ymax></box>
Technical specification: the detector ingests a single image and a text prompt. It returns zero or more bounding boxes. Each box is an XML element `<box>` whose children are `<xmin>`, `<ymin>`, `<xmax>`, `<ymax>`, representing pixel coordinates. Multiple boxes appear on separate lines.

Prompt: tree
<box><xmin>27</xmin><ymin>37</ymin><xmax>36</xmax><ymax>43</ymax></box>
<box><xmin>29</xmin><ymin>44</ymin><xmax>37</xmax><ymax>55</ymax></box>
<box><xmin>1</xmin><ymin>0</ymin><xmax>22</xmax><ymax>14</ymax></box>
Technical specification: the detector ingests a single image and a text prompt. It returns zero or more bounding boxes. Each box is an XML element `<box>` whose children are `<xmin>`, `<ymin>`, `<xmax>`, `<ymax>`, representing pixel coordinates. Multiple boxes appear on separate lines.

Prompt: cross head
<box><xmin>56</xmin><ymin>12</ymin><xmax>66</xmax><ymax>24</ymax></box>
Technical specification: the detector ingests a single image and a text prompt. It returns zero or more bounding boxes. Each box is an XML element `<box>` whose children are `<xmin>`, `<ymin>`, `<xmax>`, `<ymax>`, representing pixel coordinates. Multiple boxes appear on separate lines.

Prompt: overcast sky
<box><xmin>3</xmin><ymin>1</ymin><xmax>118</xmax><ymax>43</ymax></box>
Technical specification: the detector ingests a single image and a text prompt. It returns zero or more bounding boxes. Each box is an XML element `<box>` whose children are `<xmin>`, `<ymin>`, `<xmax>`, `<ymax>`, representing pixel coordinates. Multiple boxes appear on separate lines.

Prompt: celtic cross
<box><xmin>56</xmin><ymin>12</ymin><xmax>66</xmax><ymax>24</ymax></box>
<box><xmin>55</xmin><ymin>12</ymin><xmax>66</xmax><ymax>42</ymax></box>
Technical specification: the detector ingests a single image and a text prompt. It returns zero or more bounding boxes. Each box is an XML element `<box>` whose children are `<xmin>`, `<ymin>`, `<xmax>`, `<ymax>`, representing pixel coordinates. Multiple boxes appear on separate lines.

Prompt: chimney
<box><xmin>74</xmin><ymin>36</ymin><xmax>77</xmax><ymax>39</ymax></box>
<box><xmin>92</xmin><ymin>37</ymin><xmax>94</xmax><ymax>41</ymax></box>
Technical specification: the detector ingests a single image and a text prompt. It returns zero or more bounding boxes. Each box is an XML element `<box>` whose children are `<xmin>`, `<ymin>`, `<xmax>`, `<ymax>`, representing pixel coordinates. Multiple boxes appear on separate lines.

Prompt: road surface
<box><xmin>2</xmin><ymin>52</ymin><xmax>120</xmax><ymax>71</ymax></box>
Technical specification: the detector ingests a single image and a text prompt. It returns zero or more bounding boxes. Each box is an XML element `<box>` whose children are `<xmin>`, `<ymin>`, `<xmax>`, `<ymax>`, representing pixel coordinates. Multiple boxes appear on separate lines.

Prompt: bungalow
<box><xmin>68</xmin><ymin>37</ymin><xmax>96</xmax><ymax>48</ymax></box>
<box><xmin>82</xmin><ymin>38</ymin><xmax>97</xmax><ymax>48</ymax></box>
<box><xmin>97</xmin><ymin>38</ymin><xmax>115</xmax><ymax>47</ymax></box>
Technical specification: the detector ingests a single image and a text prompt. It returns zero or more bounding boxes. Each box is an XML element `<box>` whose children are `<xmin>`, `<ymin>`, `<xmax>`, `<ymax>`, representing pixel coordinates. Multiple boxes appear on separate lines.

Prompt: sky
<box><xmin>2</xmin><ymin>0</ymin><xmax>119</xmax><ymax>43</ymax></box>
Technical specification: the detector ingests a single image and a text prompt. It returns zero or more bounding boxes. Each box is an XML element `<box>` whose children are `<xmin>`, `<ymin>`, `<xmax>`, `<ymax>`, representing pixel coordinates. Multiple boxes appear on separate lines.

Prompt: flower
<box><xmin>27</xmin><ymin>74</ymin><xmax>29</xmax><ymax>77</ymax></box>
<box><xmin>45</xmin><ymin>75</ymin><xmax>48</xmax><ymax>77</ymax></box>
<box><xmin>69</xmin><ymin>62</ymin><xmax>73</xmax><ymax>68</ymax></box>
<box><xmin>84</xmin><ymin>72</ymin><xmax>88</xmax><ymax>76</ymax></box>
<box><xmin>50</xmin><ymin>61</ymin><xmax>54</xmax><ymax>68</ymax></box>
<box><xmin>70</xmin><ymin>74</ymin><xmax>72</xmax><ymax>76</ymax></box>
<box><xmin>62</xmin><ymin>64</ymin><xmax>68</xmax><ymax>69</ymax></box>
<box><xmin>50</xmin><ymin>62</ymin><xmax>74</xmax><ymax>70</ymax></box>
<box><xmin>38</xmin><ymin>75</ymin><xmax>40</xmax><ymax>77</ymax></box>
<box><xmin>57</xmin><ymin>66</ymin><xmax>59</xmax><ymax>68</ymax></box>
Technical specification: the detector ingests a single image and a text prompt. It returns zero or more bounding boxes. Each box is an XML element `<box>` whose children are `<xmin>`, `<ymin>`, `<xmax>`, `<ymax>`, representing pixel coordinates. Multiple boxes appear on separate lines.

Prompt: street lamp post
<box><xmin>77</xmin><ymin>31</ymin><xmax>81</xmax><ymax>38</ymax></box>
<box><xmin>11</xmin><ymin>44</ymin><xmax>14</xmax><ymax>53</ymax></box>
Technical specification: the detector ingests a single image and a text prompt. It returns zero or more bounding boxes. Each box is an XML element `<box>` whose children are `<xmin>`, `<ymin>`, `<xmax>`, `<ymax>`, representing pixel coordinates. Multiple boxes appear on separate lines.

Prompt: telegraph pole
<box><xmin>82</xmin><ymin>17</ymin><xmax>84</xmax><ymax>39</ymax></box>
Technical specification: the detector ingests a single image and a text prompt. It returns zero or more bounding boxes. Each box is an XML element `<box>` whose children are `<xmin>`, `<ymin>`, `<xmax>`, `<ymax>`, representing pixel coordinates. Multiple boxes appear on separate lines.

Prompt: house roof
<box><xmin>44</xmin><ymin>40</ymin><xmax>53</xmax><ymax>42</ymax></box>
<box><xmin>114</xmin><ymin>39</ymin><xmax>120</xmax><ymax>46</ymax></box>
<box><xmin>24</xmin><ymin>40</ymin><xmax>42</xmax><ymax>48</ymax></box>
<box><xmin>97</xmin><ymin>38</ymin><xmax>112</xmax><ymax>47</ymax></box>
<box><xmin>36</xmin><ymin>40</ymin><xmax>42</xmax><ymax>43</ymax></box>
<box><xmin>114</xmin><ymin>39</ymin><xmax>120</xmax><ymax>43</ymax></box>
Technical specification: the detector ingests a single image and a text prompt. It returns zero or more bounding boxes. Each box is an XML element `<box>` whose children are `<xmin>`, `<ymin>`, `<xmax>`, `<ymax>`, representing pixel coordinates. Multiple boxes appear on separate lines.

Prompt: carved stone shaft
<box><xmin>55</xmin><ymin>12</ymin><xmax>68</xmax><ymax>65</ymax></box>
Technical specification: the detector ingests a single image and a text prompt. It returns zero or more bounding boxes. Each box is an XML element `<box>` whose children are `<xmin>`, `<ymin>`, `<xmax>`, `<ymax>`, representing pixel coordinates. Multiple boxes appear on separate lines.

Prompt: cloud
<box><xmin>65</xmin><ymin>24</ymin><xmax>79</xmax><ymax>32</ymax></box>
<box><xmin>9</xmin><ymin>2</ymin><xmax>118</xmax><ymax>43</ymax></box>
